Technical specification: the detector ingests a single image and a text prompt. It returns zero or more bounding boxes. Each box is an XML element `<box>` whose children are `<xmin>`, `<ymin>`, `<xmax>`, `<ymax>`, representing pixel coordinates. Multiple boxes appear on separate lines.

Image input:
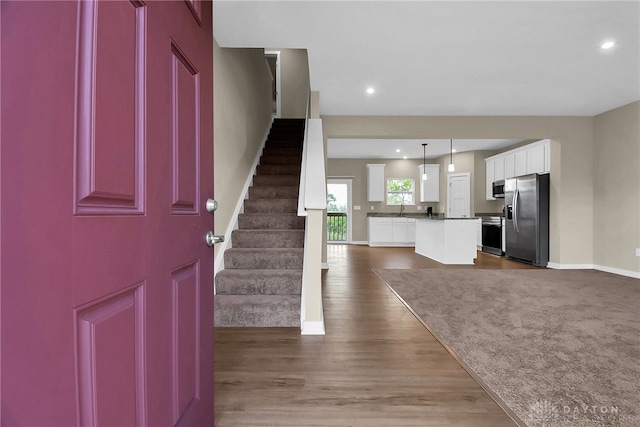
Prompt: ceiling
<box><xmin>326</xmin><ymin>138</ymin><xmax>523</xmax><ymax>159</ymax></box>
<box><xmin>213</xmin><ymin>1</ymin><xmax>640</xmax><ymax>117</ymax></box>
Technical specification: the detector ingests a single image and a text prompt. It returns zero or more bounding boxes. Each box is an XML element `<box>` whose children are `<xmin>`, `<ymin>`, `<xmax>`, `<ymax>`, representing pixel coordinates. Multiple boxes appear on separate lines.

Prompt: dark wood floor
<box><xmin>215</xmin><ymin>245</ymin><xmax>535</xmax><ymax>426</ymax></box>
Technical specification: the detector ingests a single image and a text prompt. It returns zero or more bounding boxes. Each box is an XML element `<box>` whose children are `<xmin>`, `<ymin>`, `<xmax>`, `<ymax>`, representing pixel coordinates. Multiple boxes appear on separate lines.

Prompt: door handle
<box><xmin>205</xmin><ymin>198</ymin><xmax>218</xmax><ymax>213</ymax></box>
<box><xmin>205</xmin><ymin>231</ymin><xmax>224</xmax><ymax>247</ymax></box>
<box><xmin>513</xmin><ymin>189</ymin><xmax>520</xmax><ymax>231</ymax></box>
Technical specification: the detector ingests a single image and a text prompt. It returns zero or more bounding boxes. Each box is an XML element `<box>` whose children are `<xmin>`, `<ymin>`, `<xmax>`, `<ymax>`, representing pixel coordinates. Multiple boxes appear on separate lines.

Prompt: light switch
<box><xmin>370</xmin><ymin>206</ymin><xmax>375</xmax><ymax>211</ymax></box>
<box><xmin>354</xmin><ymin>205</ymin><xmax>361</xmax><ymax>211</ymax></box>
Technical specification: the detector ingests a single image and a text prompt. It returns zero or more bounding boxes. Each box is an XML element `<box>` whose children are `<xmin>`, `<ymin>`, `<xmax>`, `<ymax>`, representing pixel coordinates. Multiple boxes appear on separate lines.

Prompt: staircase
<box><xmin>214</xmin><ymin>119</ymin><xmax>306</xmax><ymax>327</ymax></box>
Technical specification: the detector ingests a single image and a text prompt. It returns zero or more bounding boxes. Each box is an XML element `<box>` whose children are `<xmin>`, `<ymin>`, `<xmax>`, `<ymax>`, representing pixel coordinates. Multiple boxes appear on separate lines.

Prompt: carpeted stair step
<box><xmin>215</xmin><ymin>269</ymin><xmax>302</xmax><ymax>295</ymax></box>
<box><xmin>232</xmin><ymin>229</ymin><xmax>305</xmax><ymax>248</ymax></box>
<box><xmin>265</xmin><ymin>139</ymin><xmax>303</xmax><ymax>147</ymax></box>
<box><xmin>260</xmin><ymin>155</ymin><xmax>302</xmax><ymax>165</ymax></box>
<box><xmin>262</xmin><ymin>147</ymin><xmax>302</xmax><ymax>157</ymax></box>
<box><xmin>214</xmin><ymin>294</ymin><xmax>300</xmax><ymax>327</ymax></box>
<box><xmin>256</xmin><ymin>164</ymin><xmax>301</xmax><ymax>176</ymax></box>
<box><xmin>243</xmin><ymin>198</ymin><xmax>298</xmax><ymax>214</ymax></box>
<box><xmin>214</xmin><ymin>118</ymin><xmax>306</xmax><ymax>328</ymax></box>
<box><xmin>238</xmin><ymin>213</ymin><xmax>305</xmax><ymax>229</ymax></box>
<box><xmin>224</xmin><ymin>248</ymin><xmax>304</xmax><ymax>270</ymax></box>
<box><xmin>253</xmin><ymin>174</ymin><xmax>299</xmax><ymax>187</ymax></box>
<box><xmin>249</xmin><ymin>185</ymin><xmax>298</xmax><ymax>200</ymax></box>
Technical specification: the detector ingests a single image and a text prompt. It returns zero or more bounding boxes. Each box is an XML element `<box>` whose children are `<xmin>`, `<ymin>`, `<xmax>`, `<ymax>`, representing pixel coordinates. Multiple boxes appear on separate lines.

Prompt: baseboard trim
<box><xmin>594</xmin><ymin>264</ymin><xmax>640</xmax><ymax>279</ymax></box>
<box><xmin>547</xmin><ymin>262</ymin><xmax>640</xmax><ymax>279</ymax></box>
<box><xmin>213</xmin><ymin>118</ymin><xmax>273</xmax><ymax>279</ymax></box>
<box><xmin>301</xmin><ymin>318</ymin><xmax>325</xmax><ymax>335</ymax></box>
<box><xmin>546</xmin><ymin>262</ymin><xmax>594</xmax><ymax>270</ymax></box>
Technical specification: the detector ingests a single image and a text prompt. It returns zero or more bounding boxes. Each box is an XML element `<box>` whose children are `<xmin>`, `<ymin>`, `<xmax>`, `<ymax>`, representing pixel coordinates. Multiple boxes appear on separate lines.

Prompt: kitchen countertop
<box><xmin>367</xmin><ymin>213</ymin><xmax>478</xmax><ymax>220</ymax></box>
<box><xmin>476</xmin><ymin>212</ymin><xmax>505</xmax><ymax>218</ymax></box>
<box><xmin>416</xmin><ymin>216</ymin><xmax>479</xmax><ymax>220</ymax></box>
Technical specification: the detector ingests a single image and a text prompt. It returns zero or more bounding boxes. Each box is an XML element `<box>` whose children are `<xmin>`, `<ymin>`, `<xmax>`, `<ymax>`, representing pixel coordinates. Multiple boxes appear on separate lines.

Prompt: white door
<box><xmin>448</xmin><ymin>173</ymin><xmax>471</xmax><ymax>218</ymax></box>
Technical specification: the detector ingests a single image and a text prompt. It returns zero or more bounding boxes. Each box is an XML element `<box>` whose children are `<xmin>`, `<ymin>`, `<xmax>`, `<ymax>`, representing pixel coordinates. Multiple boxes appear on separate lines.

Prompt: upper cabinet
<box><xmin>485</xmin><ymin>140</ymin><xmax>551</xmax><ymax>200</ymax></box>
<box><xmin>418</xmin><ymin>164</ymin><xmax>440</xmax><ymax>202</ymax></box>
<box><xmin>366</xmin><ymin>164</ymin><xmax>386</xmax><ymax>202</ymax></box>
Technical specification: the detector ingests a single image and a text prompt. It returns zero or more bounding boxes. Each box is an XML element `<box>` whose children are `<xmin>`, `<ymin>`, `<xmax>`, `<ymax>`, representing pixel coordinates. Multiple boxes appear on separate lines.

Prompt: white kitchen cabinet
<box><xmin>368</xmin><ymin>217</ymin><xmax>393</xmax><ymax>243</ymax></box>
<box><xmin>485</xmin><ymin>158</ymin><xmax>495</xmax><ymax>200</ymax></box>
<box><xmin>407</xmin><ymin>219</ymin><xmax>416</xmax><ymax>242</ymax></box>
<box><xmin>485</xmin><ymin>140</ymin><xmax>551</xmax><ymax>200</ymax></box>
<box><xmin>418</xmin><ymin>164</ymin><xmax>440</xmax><ymax>202</ymax></box>
<box><xmin>504</xmin><ymin>153</ymin><xmax>516</xmax><ymax>178</ymax></box>
<box><xmin>527</xmin><ymin>143</ymin><xmax>546</xmax><ymax>174</ymax></box>
<box><xmin>515</xmin><ymin>150</ymin><xmax>528</xmax><ymax>176</ymax></box>
<box><xmin>494</xmin><ymin>156</ymin><xmax>505</xmax><ymax>181</ymax></box>
<box><xmin>366</xmin><ymin>164</ymin><xmax>386</xmax><ymax>202</ymax></box>
<box><xmin>368</xmin><ymin>217</ymin><xmax>416</xmax><ymax>246</ymax></box>
<box><xmin>476</xmin><ymin>219</ymin><xmax>482</xmax><ymax>250</ymax></box>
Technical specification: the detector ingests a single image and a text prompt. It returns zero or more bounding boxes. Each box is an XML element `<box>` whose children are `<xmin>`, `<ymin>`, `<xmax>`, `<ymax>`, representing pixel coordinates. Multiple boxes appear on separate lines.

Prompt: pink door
<box><xmin>1</xmin><ymin>1</ymin><xmax>214</xmax><ymax>425</ymax></box>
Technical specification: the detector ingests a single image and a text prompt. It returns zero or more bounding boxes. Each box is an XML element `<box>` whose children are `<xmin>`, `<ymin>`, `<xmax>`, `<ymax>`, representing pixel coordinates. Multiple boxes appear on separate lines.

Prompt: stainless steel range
<box><xmin>481</xmin><ymin>216</ymin><xmax>503</xmax><ymax>255</ymax></box>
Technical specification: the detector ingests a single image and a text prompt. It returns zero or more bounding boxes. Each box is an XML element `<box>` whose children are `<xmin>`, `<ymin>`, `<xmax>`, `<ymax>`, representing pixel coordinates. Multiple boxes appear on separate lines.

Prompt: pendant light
<box><xmin>448</xmin><ymin>138</ymin><xmax>455</xmax><ymax>172</ymax></box>
<box><xmin>422</xmin><ymin>143</ymin><xmax>428</xmax><ymax>180</ymax></box>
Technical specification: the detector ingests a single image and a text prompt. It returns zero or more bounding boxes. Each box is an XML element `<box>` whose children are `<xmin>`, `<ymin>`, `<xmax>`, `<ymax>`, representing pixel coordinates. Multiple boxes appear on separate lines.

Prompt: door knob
<box><xmin>205</xmin><ymin>198</ymin><xmax>218</xmax><ymax>213</ymax></box>
<box><xmin>205</xmin><ymin>231</ymin><xmax>224</xmax><ymax>247</ymax></box>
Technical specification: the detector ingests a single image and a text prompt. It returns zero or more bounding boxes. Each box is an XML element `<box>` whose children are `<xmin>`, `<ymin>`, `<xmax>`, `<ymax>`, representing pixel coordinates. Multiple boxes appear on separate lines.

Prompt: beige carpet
<box><xmin>374</xmin><ymin>269</ymin><xmax>640</xmax><ymax>427</ymax></box>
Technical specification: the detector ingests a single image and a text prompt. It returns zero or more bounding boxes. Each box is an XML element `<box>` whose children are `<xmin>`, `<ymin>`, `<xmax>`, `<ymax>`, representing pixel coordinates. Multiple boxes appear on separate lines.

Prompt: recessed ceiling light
<box><xmin>452</xmin><ymin>149</ymin><xmax>457</xmax><ymax>153</ymax></box>
<box><xmin>601</xmin><ymin>41</ymin><xmax>615</xmax><ymax>50</ymax></box>
<box><xmin>396</xmin><ymin>149</ymin><xmax>400</xmax><ymax>153</ymax></box>
<box><xmin>403</xmin><ymin>156</ymin><xmax>407</xmax><ymax>159</ymax></box>
<box><xmin>366</xmin><ymin>87</ymin><xmax>375</xmax><ymax>94</ymax></box>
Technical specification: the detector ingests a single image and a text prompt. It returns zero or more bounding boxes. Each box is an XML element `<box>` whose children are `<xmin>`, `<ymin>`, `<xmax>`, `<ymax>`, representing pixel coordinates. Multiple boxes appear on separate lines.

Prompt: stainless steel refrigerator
<box><xmin>504</xmin><ymin>173</ymin><xmax>550</xmax><ymax>266</ymax></box>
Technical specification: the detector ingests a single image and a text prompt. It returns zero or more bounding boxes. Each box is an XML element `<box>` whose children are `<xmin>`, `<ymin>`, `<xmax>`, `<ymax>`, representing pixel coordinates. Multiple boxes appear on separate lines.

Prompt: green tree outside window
<box><xmin>387</xmin><ymin>178</ymin><xmax>414</xmax><ymax>205</ymax></box>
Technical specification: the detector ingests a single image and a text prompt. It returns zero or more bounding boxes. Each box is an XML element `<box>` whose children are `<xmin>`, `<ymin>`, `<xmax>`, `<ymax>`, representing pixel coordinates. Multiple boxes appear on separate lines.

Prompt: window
<box><xmin>387</xmin><ymin>178</ymin><xmax>414</xmax><ymax>205</ymax></box>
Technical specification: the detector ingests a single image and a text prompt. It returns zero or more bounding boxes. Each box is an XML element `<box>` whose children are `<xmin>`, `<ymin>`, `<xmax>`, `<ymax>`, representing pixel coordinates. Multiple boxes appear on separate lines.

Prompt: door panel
<box><xmin>75</xmin><ymin>0</ymin><xmax>145</xmax><ymax>214</ymax></box>
<box><xmin>1</xmin><ymin>2</ymin><xmax>214</xmax><ymax>426</ymax></box>
<box><xmin>171</xmin><ymin>43</ymin><xmax>200</xmax><ymax>214</ymax></box>
<box><xmin>447</xmin><ymin>174</ymin><xmax>470</xmax><ymax>218</ymax></box>
<box><xmin>76</xmin><ymin>285</ymin><xmax>145</xmax><ymax>426</ymax></box>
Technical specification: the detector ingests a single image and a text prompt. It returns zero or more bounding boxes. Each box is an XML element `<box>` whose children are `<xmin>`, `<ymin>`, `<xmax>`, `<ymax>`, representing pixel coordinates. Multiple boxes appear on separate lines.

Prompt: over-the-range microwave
<box><xmin>492</xmin><ymin>180</ymin><xmax>505</xmax><ymax>198</ymax></box>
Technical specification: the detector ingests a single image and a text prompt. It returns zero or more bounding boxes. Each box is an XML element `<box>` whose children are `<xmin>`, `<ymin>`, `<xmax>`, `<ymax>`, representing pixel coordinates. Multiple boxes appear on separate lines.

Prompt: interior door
<box><xmin>1</xmin><ymin>1</ymin><xmax>214</xmax><ymax>425</ymax></box>
<box><xmin>447</xmin><ymin>173</ymin><xmax>471</xmax><ymax>218</ymax></box>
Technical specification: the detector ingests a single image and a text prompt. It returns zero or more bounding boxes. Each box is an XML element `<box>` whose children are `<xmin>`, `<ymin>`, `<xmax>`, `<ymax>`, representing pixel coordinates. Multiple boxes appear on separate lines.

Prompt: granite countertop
<box><xmin>367</xmin><ymin>213</ymin><xmax>478</xmax><ymax>220</ymax></box>
<box><xmin>367</xmin><ymin>212</ymin><xmax>434</xmax><ymax>218</ymax></box>
<box><xmin>476</xmin><ymin>212</ymin><xmax>505</xmax><ymax>218</ymax></box>
<box><xmin>417</xmin><ymin>216</ymin><xmax>480</xmax><ymax>220</ymax></box>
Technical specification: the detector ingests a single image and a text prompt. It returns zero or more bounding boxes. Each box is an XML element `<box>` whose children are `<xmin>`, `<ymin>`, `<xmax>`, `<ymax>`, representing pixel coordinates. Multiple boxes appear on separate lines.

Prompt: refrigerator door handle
<box><xmin>513</xmin><ymin>189</ymin><xmax>519</xmax><ymax>232</ymax></box>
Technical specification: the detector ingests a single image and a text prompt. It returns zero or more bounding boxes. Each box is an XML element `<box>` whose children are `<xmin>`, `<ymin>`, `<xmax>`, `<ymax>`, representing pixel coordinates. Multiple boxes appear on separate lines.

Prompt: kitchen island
<box><xmin>415</xmin><ymin>217</ymin><xmax>479</xmax><ymax>264</ymax></box>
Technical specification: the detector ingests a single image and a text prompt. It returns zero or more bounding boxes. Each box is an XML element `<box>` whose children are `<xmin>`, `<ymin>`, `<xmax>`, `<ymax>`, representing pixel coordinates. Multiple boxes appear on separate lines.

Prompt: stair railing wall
<box><xmin>298</xmin><ymin>93</ymin><xmax>327</xmax><ymax>335</ymax></box>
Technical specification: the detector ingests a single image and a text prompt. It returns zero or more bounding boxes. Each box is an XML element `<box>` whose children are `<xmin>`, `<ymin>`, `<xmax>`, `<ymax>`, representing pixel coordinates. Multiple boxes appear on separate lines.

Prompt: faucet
<box><xmin>400</xmin><ymin>204</ymin><xmax>405</xmax><ymax>216</ymax></box>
